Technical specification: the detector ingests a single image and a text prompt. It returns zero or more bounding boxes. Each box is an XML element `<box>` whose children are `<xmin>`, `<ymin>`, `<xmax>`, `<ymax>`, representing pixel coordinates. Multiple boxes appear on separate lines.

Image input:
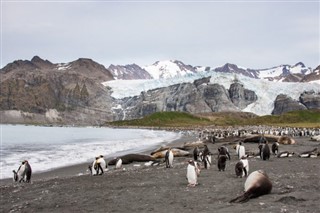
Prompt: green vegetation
<box><xmin>107</xmin><ymin>111</ymin><xmax>211</xmax><ymax>127</ymax></box>
<box><xmin>107</xmin><ymin>110</ymin><xmax>320</xmax><ymax>128</ymax></box>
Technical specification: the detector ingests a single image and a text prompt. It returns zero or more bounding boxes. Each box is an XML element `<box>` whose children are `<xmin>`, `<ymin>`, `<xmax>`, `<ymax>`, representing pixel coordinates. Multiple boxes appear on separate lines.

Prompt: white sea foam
<box><xmin>0</xmin><ymin>125</ymin><xmax>181</xmax><ymax>179</ymax></box>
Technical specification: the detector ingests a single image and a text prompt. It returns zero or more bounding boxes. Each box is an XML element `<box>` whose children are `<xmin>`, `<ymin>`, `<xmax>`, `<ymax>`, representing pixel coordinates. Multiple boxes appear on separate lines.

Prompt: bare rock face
<box><xmin>114</xmin><ymin>78</ymin><xmax>258</xmax><ymax>120</ymax></box>
<box><xmin>299</xmin><ymin>91</ymin><xmax>320</xmax><ymax>109</ymax></box>
<box><xmin>229</xmin><ymin>82</ymin><xmax>258</xmax><ymax>109</ymax></box>
<box><xmin>272</xmin><ymin>94</ymin><xmax>307</xmax><ymax>115</ymax></box>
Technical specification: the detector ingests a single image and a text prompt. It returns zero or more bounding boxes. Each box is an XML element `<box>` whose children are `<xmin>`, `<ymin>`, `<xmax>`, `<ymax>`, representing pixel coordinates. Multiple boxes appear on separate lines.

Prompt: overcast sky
<box><xmin>1</xmin><ymin>1</ymin><xmax>319</xmax><ymax>69</ymax></box>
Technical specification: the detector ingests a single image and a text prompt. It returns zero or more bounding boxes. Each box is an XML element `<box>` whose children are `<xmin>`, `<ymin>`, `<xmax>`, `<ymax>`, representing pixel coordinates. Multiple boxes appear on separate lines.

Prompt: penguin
<box><xmin>165</xmin><ymin>148</ymin><xmax>174</xmax><ymax>168</ymax></box>
<box><xmin>260</xmin><ymin>141</ymin><xmax>270</xmax><ymax>160</ymax></box>
<box><xmin>186</xmin><ymin>160</ymin><xmax>198</xmax><ymax>187</ymax></box>
<box><xmin>235</xmin><ymin>161</ymin><xmax>245</xmax><ymax>178</ymax></box>
<box><xmin>277</xmin><ymin>151</ymin><xmax>295</xmax><ymax>158</ymax></box>
<box><xmin>237</xmin><ymin>142</ymin><xmax>246</xmax><ymax>160</ymax></box>
<box><xmin>299</xmin><ymin>148</ymin><xmax>319</xmax><ymax>158</ymax></box>
<box><xmin>204</xmin><ymin>152</ymin><xmax>212</xmax><ymax>169</ymax></box>
<box><xmin>235</xmin><ymin>156</ymin><xmax>249</xmax><ymax>178</ymax></box>
<box><xmin>218</xmin><ymin>146</ymin><xmax>231</xmax><ymax>160</ymax></box>
<box><xmin>218</xmin><ymin>155</ymin><xmax>228</xmax><ymax>171</ymax></box>
<box><xmin>89</xmin><ymin>155</ymin><xmax>106</xmax><ymax>175</ymax></box>
<box><xmin>230</xmin><ymin>170</ymin><xmax>272</xmax><ymax>203</ymax></box>
<box><xmin>115</xmin><ymin>157</ymin><xmax>123</xmax><ymax>169</ymax></box>
<box><xmin>271</xmin><ymin>142</ymin><xmax>279</xmax><ymax>155</ymax></box>
<box><xmin>193</xmin><ymin>146</ymin><xmax>199</xmax><ymax>161</ymax></box>
<box><xmin>13</xmin><ymin>160</ymin><xmax>32</xmax><ymax>183</ymax></box>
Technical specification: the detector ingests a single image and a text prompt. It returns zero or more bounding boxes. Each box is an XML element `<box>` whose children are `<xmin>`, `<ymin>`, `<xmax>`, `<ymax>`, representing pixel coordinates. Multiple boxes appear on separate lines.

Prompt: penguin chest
<box><xmin>187</xmin><ymin>165</ymin><xmax>197</xmax><ymax>184</ymax></box>
<box><xmin>168</xmin><ymin>152</ymin><xmax>174</xmax><ymax>164</ymax></box>
<box><xmin>238</xmin><ymin>146</ymin><xmax>245</xmax><ymax>159</ymax></box>
<box><xmin>116</xmin><ymin>159</ymin><xmax>122</xmax><ymax>169</ymax></box>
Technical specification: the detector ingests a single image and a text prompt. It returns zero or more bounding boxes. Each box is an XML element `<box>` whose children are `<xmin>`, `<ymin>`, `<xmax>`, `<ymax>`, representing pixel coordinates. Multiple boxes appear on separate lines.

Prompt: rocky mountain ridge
<box><xmin>1</xmin><ymin>56</ymin><xmax>319</xmax><ymax>125</ymax></box>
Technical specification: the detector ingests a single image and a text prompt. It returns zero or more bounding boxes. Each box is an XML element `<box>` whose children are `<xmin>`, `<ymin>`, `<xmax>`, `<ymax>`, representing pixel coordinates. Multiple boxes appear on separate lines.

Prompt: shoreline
<box><xmin>0</xmin><ymin>133</ymin><xmax>198</xmax><ymax>185</ymax></box>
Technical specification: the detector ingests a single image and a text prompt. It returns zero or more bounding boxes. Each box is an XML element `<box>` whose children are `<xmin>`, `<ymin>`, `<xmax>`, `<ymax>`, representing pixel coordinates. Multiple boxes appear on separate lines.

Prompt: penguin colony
<box><xmin>13</xmin><ymin>128</ymin><xmax>319</xmax><ymax>205</ymax></box>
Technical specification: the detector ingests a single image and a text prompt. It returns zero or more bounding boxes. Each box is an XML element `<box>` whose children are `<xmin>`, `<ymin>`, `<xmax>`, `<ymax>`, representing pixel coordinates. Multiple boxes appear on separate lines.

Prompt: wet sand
<box><xmin>1</xmin><ymin>135</ymin><xmax>319</xmax><ymax>213</ymax></box>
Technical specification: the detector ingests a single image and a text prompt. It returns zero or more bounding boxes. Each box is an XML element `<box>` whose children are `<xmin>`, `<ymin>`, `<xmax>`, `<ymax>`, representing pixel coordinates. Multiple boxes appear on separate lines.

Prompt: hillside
<box><xmin>107</xmin><ymin>110</ymin><xmax>320</xmax><ymax>128</ymax></box>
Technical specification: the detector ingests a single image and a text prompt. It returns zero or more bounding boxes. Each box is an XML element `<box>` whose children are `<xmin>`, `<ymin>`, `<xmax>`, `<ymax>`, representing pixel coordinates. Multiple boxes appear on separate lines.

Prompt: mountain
<box><xmin>143</xmin><ymin>60</ymin><xmax>205</xmax><ymax>79</ymax></box>
<box><xmin>108</xmin><ymin>64</ymin><xmax>152</xmax><ymax>80</ymax></box>
<box><xmin>0</xmin><ymin>56</ymin><xmax>115</xmax><ymax>125</ymax></box>
<box><xmin>1</xmin><ymin>56</ymin><xmax>319</xmax><ymax>125</ymax></box>
<box><xmin>213</xmin><ymin>62</ymin><xmax>313</xmax><ymax>82</ymax></box>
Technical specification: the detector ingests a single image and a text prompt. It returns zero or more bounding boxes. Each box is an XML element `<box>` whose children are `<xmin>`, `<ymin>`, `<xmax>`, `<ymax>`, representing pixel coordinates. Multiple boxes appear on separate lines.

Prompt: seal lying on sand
<box><xmin>278</xmin><ymin>136</ymin><xmax>296</xmax><ymax>145</ymax></box>
<box><xmin>230</xmin><ymin>170</ymin><xmax>272</xmax><ymax>203</ymax></box>
<box><xmin>108</xmin><ymin>154</ymin><xmax>156</xmax><ymax>165</ymax></box>
<box><xmin>243</xmin><ymin>135</ymin><xmax>279</xmax><ymax>143</ymax></box>
<box><xmin>151</xmin><ymin>148</ymin><xmax>190</xmax><ymax>159</ymax></box>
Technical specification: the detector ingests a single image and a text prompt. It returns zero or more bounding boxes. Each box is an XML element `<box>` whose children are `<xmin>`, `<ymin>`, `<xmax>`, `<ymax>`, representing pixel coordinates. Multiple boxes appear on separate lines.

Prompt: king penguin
<box><xmin>165</xmin><ymin>148</ymin><xmax>174</xmax><ymax>168</ymax></box>
<box><xmin>186</xmin><ymin>160</ymin><xmax>198</xmax><ymax>187</ymax></box>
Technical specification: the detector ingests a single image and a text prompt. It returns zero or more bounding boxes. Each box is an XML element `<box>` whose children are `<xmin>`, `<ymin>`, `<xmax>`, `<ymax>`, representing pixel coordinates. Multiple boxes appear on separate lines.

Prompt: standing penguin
<box><xmin>186</xmin><ymin>160</ymin><xmax>198</xmax><ymax>187</ymax></box>
<box><xmin>218</xmin><ymin>146</ymin><xmax>231</xmax><ymax>160</ymax></box>
<box><xmin>115</xmin><ymin>157</ymin><xmax>123</xmax><ymax>169</ymax></box>
<box><xmin>204</xmin><ymin>152</ymin><xmax>212</xmax><ymax>169</ymax></box>
<box><xmin>218</xmin><ymin>155</ymin><xmax>228</xmax><ymax>171</ymax></box>
<box><xmin>235</xmin><ymin>156</ymin><xmax>249</xmax><ymax>178</ymax></box>
<box><xmin>13</xmin><ymin>160</ymin><xmax>32</xmax><ymax>183</ymax></box>
<box><xmin>165</xmin><ymin>148</ymin><xmax>174</xmax><ymax>168</ymax></box>
<box><xmin>271</xmin><ymin>142</ymin><xmax>279</xmax><ymax>155</ymax></box>
<box><xmin>260</xmin><ymin>141</ymin><xmax>270</xmax><ymax>160</ymax></box>
<box><xmin>237</xmin><ymin>142</ymin><xmax>246</xmax><ymax>159</ymax></box>
<box><xmin>193</xmin><ymin>146</ymin><xmax>199</xmax><ymax>161</ymax></box>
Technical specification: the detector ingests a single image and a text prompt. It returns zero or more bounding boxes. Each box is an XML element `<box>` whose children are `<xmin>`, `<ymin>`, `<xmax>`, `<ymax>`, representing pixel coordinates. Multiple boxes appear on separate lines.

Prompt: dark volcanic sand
<box><xmin>1</xmin><ymin>136</ymin><xmax>319</xmax><ymax>213</ymax></box>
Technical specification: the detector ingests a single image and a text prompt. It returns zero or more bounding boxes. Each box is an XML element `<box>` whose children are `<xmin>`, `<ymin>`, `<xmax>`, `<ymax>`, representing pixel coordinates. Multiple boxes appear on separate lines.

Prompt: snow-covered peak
<box><xmin>143</xmin><ymin>60</ymin><xmax>197</xmax><ymax>79</ymax></box>
<box><xmin>257</xmin><ymin>63</ymin><xmax>312</xmax><ymax>80</ymax></box>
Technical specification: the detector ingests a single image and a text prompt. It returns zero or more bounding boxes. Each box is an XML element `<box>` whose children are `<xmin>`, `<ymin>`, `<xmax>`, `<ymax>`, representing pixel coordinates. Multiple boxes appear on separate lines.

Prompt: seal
<box><xmin>151</xmin><ymin>148</ymin><xmax>190</xmax><ymax>159</ymax></box>
<box><xmin>230</xmin><ymin>170</ymin><xmax>272</xmax><ymax>203</ymax></box>
<box><xmin>186</xmin><ymin>160</ymin><xmax>198</xmax><ymax>187</ymax></box>
<box><xmin>13</xmin><ymin>160</ymin><xmax>32</xmax><ymax>183</ymax></box>
<box><xmin>108</xmin><ymin>154</ymin><xmax>156</xmax><ymax>165</ymax></box>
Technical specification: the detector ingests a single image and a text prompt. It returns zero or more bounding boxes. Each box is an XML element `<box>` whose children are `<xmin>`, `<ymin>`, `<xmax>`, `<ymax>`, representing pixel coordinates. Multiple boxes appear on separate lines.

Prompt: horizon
<box><xmin>1</xmin><ymin>1</ymin><xmax>319</xmax><ymax>70</ymax></box>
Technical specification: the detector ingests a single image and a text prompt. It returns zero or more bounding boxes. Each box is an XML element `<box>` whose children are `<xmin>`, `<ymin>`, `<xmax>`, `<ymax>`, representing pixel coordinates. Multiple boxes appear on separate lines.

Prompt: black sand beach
<box><xmin>1</xmin><ymin>135</ymin><xmax>319</xmax><ymax>213</ymax></box>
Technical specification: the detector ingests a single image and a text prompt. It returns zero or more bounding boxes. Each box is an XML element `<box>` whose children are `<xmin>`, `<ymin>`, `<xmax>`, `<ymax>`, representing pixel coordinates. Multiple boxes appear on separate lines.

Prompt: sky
<box><xmin>1</xmin><ymin>0</ymin><xmax>319</xmax><ymax>70</ymax></box>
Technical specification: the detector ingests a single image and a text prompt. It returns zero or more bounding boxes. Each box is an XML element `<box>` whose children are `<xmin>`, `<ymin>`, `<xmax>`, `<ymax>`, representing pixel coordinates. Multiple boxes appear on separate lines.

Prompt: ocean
<box><xmin>0</xmin><ymin>125</ymin><xmax>181</xmax><ymax>179</ymax></box>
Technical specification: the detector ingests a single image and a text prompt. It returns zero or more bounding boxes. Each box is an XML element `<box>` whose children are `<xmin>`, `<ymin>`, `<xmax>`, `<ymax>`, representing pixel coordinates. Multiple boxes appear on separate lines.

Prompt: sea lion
<box><xmin>13</xmin><ymin>160</ymin><xmax>32</xmax><ymax>183</ymax></box>
<box><xmin>186</xmin><ymin>160</ymin><xmax>198</xmax><ymax>187</ymax></box>
<box><xmin>108</xmin><ymin>154</ymin><xmax>155</xmax><ymax>165</ymax></box>
<box><xmin>230</xmin><ymin>170</ymin><xmax>272</xmax><ymax>203</ymax></box>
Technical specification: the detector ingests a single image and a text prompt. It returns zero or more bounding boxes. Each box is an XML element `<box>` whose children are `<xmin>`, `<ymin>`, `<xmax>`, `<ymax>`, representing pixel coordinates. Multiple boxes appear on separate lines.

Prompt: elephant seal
<box><xmin>108</xmin><ymin>154</ymin><xmax>155</xmax><ymax>165</ymax></box>
<box><xmin>278</xmin><ymin>136</ymin><xmax>296</xmax><ymax>145</ymax></box>
<box><xmin>230</xmin><ymin>170</ymin><xmax>272</xmax><ymax>203</ymax></box>
<box><xmin>151</xmin><ymin>148</ymin><xmax>190</xmax><ymax>159</ymax></box>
